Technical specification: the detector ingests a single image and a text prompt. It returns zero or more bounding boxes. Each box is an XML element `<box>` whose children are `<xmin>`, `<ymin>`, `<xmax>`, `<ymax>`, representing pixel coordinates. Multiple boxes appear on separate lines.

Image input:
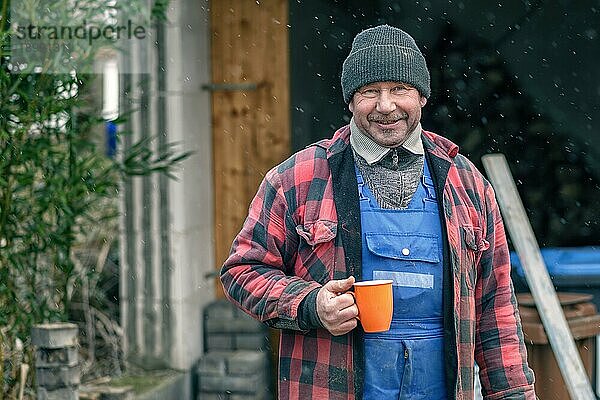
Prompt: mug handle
<box><xmin>346</xmin><ymin>291</ymin><xmax>360</xmax><ymax>321</ymax></box>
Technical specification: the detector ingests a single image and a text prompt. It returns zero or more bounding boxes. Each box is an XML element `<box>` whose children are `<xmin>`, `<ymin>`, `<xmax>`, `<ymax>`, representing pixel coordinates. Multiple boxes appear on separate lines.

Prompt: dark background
<box><xmin>289</xmin><ymin>0</ymin><xmax>600</xmax><ymax>247</ymax></box>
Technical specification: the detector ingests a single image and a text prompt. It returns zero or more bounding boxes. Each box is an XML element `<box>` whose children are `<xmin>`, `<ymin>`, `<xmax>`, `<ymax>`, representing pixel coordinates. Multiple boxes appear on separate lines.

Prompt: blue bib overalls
<box><xmin>357</xmin><ymin>157</ymin><xmax>447</xmax><ymax>399</ymax></box>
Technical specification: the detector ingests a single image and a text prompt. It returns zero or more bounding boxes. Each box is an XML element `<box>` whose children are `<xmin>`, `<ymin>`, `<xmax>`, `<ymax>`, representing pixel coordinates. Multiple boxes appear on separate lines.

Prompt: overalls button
<box><xmin>402</xmin><ymin>248</ymin><xmax>410</xmax><ymax>256</ymax></box>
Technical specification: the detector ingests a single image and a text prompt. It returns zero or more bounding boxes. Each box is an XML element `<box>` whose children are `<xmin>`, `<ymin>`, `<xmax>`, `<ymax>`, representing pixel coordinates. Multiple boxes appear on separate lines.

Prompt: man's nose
<box><xmin>376</xmin><ymin>91</ymin><xmax>396</xmax><ymax>113</ymax></box>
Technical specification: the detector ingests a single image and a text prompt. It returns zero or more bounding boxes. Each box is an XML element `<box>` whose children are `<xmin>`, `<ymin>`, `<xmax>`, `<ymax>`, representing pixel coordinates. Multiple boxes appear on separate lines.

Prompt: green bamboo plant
<box><xmin>0</xmin><ymin>0</ymin><xmax>179</xmax><ymax>397</ymax></box>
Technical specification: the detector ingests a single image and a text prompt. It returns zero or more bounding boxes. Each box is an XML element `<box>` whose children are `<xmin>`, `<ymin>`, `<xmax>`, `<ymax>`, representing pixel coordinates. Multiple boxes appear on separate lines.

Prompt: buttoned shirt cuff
<box><xmin>298</xmin><ymin>287</ymin><xmax>324</xmax><ymax>330</ymax></box>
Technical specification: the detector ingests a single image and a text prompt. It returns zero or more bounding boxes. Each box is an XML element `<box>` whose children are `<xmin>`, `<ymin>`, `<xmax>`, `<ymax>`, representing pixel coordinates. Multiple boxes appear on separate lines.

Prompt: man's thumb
<box><xmin>324</xmin><ymin>276</ymin><xmax>355</xmax><ymax>293</ymax></box>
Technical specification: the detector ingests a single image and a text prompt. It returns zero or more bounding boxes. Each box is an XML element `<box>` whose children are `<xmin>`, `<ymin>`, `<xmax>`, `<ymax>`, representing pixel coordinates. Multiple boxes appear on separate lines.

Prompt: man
<box><xmin>221</xmin><ymin>24</ymin><xmax>535</xmax><ymax>399</ymax></box>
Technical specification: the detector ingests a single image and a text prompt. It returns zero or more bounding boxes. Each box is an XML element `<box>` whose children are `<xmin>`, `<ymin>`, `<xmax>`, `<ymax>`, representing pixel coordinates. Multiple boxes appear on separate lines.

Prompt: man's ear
<box><xmin>349</xmin><ymin>100</ymin><xmax>355</xmax><ymax>113</ymax></box>
<box><xmin>420</xmin><ymin>96</ymin><xmax>427</xmax><ymax>107</ymax></box>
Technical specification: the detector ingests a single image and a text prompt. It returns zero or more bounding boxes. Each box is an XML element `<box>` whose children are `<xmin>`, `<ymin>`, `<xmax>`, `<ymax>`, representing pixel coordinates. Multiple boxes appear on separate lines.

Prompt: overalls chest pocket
<box><xmin>365</xmin><ymin>233</ymin><xmax>440</xmax><ymax>305</ymax></box>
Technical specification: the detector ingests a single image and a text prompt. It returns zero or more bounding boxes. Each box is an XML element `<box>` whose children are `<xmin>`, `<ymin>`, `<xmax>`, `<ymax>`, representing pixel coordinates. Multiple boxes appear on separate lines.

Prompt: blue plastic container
<box><xmin>510</xmin><ymin>246</ymin><xmax>600</xmax><ymax>307</ymax></box>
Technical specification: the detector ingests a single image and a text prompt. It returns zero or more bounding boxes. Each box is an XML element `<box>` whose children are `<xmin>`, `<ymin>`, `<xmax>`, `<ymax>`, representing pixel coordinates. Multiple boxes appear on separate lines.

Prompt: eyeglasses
<box><xmin>356</xmin><ymin>85</ymin><xmax>415</xmax><ymax>99</ymax></box>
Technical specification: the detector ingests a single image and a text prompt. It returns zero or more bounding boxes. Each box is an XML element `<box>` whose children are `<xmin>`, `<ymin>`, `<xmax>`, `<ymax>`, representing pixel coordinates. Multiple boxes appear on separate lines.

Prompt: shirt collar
<box><xmin>349</xmin><ymin>117</ymin><xmax>424</xmax><ymax>164</ymax></box>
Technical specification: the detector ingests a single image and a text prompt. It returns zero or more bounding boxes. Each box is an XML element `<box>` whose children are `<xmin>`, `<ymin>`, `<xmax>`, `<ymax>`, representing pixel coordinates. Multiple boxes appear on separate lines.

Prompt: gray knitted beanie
<box><xmin>341</xmin><ymin>25</ymin><xmax>431</xmax><ymax>103</ymax></box>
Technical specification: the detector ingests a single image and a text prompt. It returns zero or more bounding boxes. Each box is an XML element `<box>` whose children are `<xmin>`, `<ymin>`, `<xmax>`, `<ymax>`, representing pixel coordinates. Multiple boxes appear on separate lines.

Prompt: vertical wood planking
<box><xmin>211</xmin><ymin>0</ymin><xmax>291</xmax><ymax>296</ymax></box>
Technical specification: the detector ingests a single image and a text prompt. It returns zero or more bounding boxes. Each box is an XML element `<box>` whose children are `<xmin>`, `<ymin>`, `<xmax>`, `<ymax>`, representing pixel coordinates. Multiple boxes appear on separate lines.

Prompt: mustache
<box><xmin>367</xmin><ymin>113</ymin><xmax>408</xmax><ymax>123</ymax></box>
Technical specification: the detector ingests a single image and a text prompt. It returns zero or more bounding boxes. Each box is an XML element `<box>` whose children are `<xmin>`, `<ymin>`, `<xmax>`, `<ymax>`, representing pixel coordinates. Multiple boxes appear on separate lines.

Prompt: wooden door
<box><xmin>210</xmin><ymin>0</ymin><xmax>291</xmax><ymax>294</ymax></box>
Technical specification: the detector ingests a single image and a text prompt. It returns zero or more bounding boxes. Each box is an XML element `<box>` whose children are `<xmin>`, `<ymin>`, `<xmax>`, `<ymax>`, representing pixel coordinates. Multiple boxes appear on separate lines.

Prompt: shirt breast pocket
<box><xmin>459</xmin><ymin>225</ymin><xmax>490</xmax><ymax>290</ymax></box>
<box><xmin>295</xmin><ymin>219</ymin><xmax>338</xmax><ymax>282</ymax></box>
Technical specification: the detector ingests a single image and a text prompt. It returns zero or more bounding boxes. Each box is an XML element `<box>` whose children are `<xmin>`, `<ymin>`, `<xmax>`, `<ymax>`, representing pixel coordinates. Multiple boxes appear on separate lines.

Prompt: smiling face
<box><xmin>349</xmin><ymin>81</ymin><xmax>427</xmax><ymax>148</ymax></box>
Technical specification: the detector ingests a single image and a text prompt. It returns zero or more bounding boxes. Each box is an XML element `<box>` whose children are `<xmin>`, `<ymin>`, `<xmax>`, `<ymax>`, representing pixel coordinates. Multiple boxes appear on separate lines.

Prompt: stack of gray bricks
<box><xmin>31</xmin><ymin>323</ymin><xmax>80</xmax><ymax>400</ymax></box>
<box><xmin>197</xmin><ymin>300</ymin><xmax>272</xmax><ymax>400</ymax></box>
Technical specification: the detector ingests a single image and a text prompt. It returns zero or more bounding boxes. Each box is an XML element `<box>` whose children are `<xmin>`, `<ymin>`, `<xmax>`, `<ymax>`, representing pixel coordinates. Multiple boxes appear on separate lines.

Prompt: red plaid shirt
<box><xmin>221</xmin><ymin>125</ymin><xmax>535</xmax><ymax>399</ymax></box>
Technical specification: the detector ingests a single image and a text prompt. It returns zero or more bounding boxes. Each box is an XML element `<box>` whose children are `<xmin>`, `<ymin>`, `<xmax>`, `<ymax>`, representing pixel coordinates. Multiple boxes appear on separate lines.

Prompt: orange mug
<box><xmin>352</xmin><ymin>279</ymin><xmax>393</xmax><ymax>333</ymax></box>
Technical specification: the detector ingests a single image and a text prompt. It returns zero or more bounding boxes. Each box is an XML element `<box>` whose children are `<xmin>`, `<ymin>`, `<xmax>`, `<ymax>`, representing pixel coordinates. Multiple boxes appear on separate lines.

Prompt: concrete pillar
<box><xmin>119</xmin><ymin>0</ymin><xmax>213</xmax><ymax>374</ymax></box>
